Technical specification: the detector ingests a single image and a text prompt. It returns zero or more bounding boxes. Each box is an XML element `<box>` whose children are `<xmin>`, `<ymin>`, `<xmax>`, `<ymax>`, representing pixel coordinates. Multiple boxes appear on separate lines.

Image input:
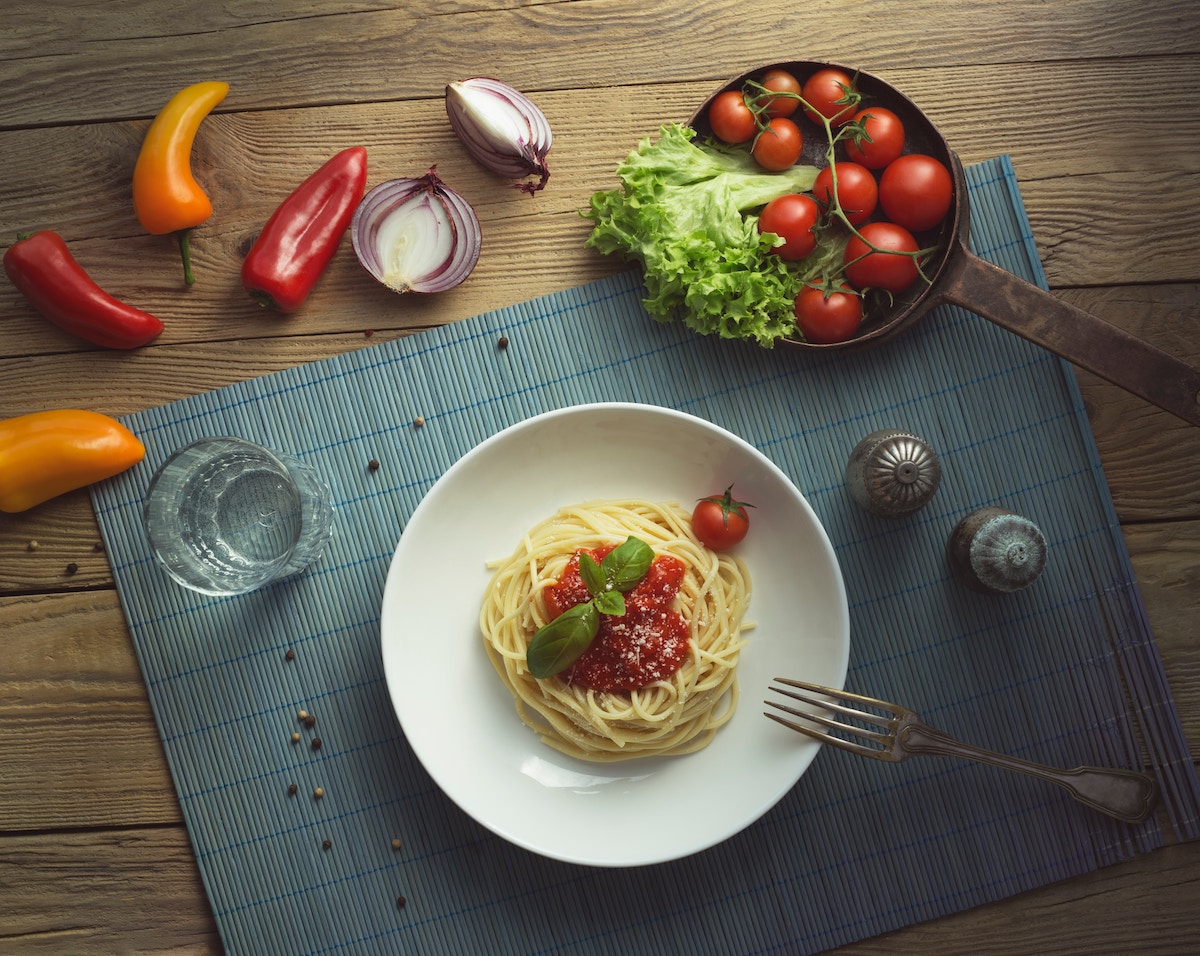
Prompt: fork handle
<box><xmin>900</xmin><ymin>722</ymin><xmax>1158</xmax><ymax>824</ymax></box>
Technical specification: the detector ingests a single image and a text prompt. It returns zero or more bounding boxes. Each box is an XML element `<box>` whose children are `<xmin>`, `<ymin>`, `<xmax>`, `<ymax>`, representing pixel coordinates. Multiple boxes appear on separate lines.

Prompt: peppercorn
<box><xmin>93</xmin><ymin>540</ymin><xmax>105</xmax><ymax>552</ymax></box>
<box><xmin>413</xmin><ymin>416</ymin><xmax>425</xmax><ymax>428</ymax></box>
<box><xmin>27</xmin><ymin>539</ymin><xmax>38</xmax><ymax>551</ymax></box>
<box><xmin>314</xmin><ymin>787</ymin><xmax>324</xmax><ymax>799</ymax></box>
<box><xmin>288</xmin><ymin>783</ymin><xmax>298</xmax><ymax>796</ymax></box>
<box><xmin>65</xmin><ymin>562</ymin><xmax>79</xmax><ymax>575</ymax></box>
<box><xmin>396</xmin><ymin>896</ymin><xmax>407</xmax><ymax>908</ymax></box>
<box><xmin>285</xmin><ymin>648</ymin><xmax>295</xmax><ymax>661</ymax></box>
<box><xmin>368</xmin><ymin>458</ymin><xmax>380</xmax><ymax>471</ymax></box>
<box><xmin>311</xmin><ymin>737</ymin><xmax>323</xmax><ymax>751</ymax></box>
<box><xmin>391</xmin><ymin>838</ymin><xmax>402</xmax><ymax>851</ymax></box>
<box><xmin>291</xmin><ymin>732</ymin><xmax>301</xmax><ymax>744</ymax></box>
<box><xmin>297</xmin><ymin>709</ymin><xmax>308</xmax><ymax>721</ymax></box>
<box><xmin>322</xmin><ymin>839</ymin><xmax>332</xmax><ymax>850</ymax></box>
<box><xmin>497</xmin><ymin>335</ymin><xmax>509</xmax><ymax>349</ymax></box>
<box><xmin>304</xmin><ymin>714</ymin><xmax>316</xmax><ymax>729</ymax></box>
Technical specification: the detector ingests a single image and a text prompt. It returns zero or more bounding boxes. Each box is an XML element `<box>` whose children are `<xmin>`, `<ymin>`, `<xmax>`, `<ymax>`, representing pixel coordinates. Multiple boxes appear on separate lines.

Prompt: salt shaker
<box><xmin>845</xmin><ymin>428</ymin><xmax>941</xmax><ymax>517</ymax></box>
<box><xmin>947</xmin><ymin>506</ymin><xmax>1047</xmax><ymax>594</ymax></box>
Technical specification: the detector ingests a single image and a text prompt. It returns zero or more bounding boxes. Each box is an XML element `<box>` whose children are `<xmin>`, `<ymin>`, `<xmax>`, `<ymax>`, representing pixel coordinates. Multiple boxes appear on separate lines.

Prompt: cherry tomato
<box><xmin>844</xmin><ymin>106</ymin><xmax>906</xmax><ymax>169</ymax></box>
<box><xmin>844</xmin><ymin>221</ymin><xmax>920</xmax><ymax>292</ymax></box>
<box><xmin>879</xmin><ymin>154</ymin><xmax>954</xmax><ymax>231</ymax></box>
<box><xmin>751</xmin><ymin>117</ymin><xmax>803</xmax><ymax>170</ymax></box>
<box><xmin>813</xmin><ymin>162</ymin><xmax>878</xmax><ymax>225</ymax></box>
<box><xmin>794</xmin><ymin>283</ymin><xmax>863</xmax><ymax>344</ymax></box>
<box><xmin>692</xmin><ymin>486</ymin><xmax>754</xmax><ymax>551</ymax></box>
<box><xmin>758</xmin><ymin>194</ymin><xmax>821</xmax><ymax>261</ymax></box>
<box><xmin>801</xmin><ymin>68</ymin><xmax>859</xmax><ymax>126</ymax></box>
<box><xmin>756</xmin><ymin>68</ymin><xmax>801</xmax><ymax>118</ymax></box>
<box><xmin>708</xmin><ymin>90</ymin><xmax>757</xmax><ymax>144</ymax></box>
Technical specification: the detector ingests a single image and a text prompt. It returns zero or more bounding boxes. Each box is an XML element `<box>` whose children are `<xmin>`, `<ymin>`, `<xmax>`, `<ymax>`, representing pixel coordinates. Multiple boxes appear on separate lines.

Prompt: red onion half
<box><xmin>445</xmin><ymin>77</ymin><xmax>552</xmax><ymax>194</ymax></box>
<box><xmin>350</xmin><ymin>168</ymin><xmax>481</xmax><ymax>294</ymax></box>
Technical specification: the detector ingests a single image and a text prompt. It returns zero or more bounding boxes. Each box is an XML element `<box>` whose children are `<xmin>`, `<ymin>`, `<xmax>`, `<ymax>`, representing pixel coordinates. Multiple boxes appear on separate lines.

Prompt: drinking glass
<box><xmin>143</xmin><ymin>436</ymin><xmax>333</xmax><ymax>596</ymax></box>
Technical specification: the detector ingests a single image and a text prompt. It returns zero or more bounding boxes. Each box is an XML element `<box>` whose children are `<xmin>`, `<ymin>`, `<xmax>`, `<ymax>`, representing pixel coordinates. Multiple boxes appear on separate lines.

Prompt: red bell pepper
<box><xmin>3</xmin><ymin>231</ymin><xmax>165</xmax><ymax>349</ymax></box>
<box><xmin>241</xmin><ymin>146</ymin><xmax>368</xmax><ymax>313</ymax></box>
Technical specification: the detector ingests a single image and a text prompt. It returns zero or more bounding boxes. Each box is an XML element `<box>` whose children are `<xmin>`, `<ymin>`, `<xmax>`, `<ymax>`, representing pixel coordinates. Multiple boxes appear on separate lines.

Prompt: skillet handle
<box><xmin>938</xmin><ymin>248</ymin><xmax>1200</xmax><ymax>427</ymax></box>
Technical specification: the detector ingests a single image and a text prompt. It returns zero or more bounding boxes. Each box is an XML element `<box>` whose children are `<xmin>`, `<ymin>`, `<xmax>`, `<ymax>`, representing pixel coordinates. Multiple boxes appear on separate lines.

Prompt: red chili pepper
<box><xmin>241</xmin><ymin>146</ymin><xmax>368</xmax><ymax>313</ymax></box>
<box><xmin>3</xmin><ymin>231</ymin><xmax>165</xmax><ymax>349</ymax></box>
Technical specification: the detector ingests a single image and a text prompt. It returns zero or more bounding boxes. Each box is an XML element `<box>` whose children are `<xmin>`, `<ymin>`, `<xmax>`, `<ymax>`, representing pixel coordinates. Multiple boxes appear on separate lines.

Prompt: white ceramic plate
<box><xmin>380</xmin><ymin>403</ymin><xmax>849</xmax><ymax>867</ymax></box>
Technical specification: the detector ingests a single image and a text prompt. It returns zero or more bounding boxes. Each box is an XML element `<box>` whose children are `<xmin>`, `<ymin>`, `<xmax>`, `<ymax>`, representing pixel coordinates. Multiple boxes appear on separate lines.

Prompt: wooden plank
<box><xmin>0</xmin><ymin>826</ymin><xmax>221</xmax><ymax>954</ymax></box>
<box><xmin>1061</xmin><ymin>284</ymin><xmax>1200</xmax><ymax>521</ymax></box>
<box><xmin>0</xmin><ymin>590</ymin><xmax>180</xmax><ymax>831</ymax></box>
<box><xmin>2</xmin><ymin>0</ymin><xmax>1198</xmax><ymax>127</ymax></box>
<box><xmin>1122</xmin><ymin>522</ymin><xmax>1200</xmax><ymax>699</ymax></box>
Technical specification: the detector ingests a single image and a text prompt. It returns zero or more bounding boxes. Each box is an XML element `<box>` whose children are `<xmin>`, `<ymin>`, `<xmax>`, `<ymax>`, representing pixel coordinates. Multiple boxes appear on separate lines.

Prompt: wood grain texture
<box><xmin>2</xmin><ymin>0</ymin><xmax>1197</xmax><ymax>126</ymax></box>
<box><xmin>0</xmin><ymin>827</ymin><xmax>221</xmax><ymax>954</ymax></box>
<box><xmin>1</xmin><ymin>0</ymin><xmax>1197</xmax><ymax>952</ymax></box>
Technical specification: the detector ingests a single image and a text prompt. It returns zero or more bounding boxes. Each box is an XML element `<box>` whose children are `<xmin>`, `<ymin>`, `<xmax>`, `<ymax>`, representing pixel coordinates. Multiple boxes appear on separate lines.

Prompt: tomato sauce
<box><xmin>543</xmin><ymin>546</ymin><xmax>690</xmax><ymax>692</ymax></box>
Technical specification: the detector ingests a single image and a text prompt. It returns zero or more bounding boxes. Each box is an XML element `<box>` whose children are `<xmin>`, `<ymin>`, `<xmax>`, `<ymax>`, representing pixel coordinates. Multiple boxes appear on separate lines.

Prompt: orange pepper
<box><xmin>0</xmin><ymin>410</ymin><xmax>145</xmax><ymax>513</ymax></box>
<box><xmin>133</xmin><ymin>81</ymin><xmax>229</xmax><ymax>285</ymax></box>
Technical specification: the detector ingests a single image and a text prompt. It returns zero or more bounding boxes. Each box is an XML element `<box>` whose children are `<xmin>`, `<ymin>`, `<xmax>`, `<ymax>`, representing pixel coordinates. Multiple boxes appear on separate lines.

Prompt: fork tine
<box><xmin>768</xmin><ymin>682</ymin><xmax>894</xmax><ymax>731</ymax></box>
<box><xmin>774</xmin><ymin>678</ymin><xmax>906</xmax><ymax>718</ymax></box>
<box><xmin>763</xmin><ymin>693</ymin><xmax>893</xmax><ymax>749</ymax></box>
<box><xmin>762</xmin><ymin>705</ymin><xmax>887</xmax><ymax>759</ymax></box>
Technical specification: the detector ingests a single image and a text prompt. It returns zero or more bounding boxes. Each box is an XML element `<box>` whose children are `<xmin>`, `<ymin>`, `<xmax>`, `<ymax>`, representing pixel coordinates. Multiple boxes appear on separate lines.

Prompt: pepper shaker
<box><xmin>845</xmin><ymin>428</ymin><xmax>941</xmax><ymax>517</ymax></box>
<box><xmin>947</xmin><ymin>506</ymin><xmax>1047</xmax><ymax>594</ymax></box>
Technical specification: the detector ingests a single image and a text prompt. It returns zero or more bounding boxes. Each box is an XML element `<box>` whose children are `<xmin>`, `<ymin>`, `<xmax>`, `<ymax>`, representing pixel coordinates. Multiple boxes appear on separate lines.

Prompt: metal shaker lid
<box><xmin>846</xmin><ymin>428</ymin><xmax>942</xmax><ymax>517</ymax></box>
<box><xmin>947</xmin><ymin>506</ymin><xmax>1048</xmax><ymax>594</ymax></box>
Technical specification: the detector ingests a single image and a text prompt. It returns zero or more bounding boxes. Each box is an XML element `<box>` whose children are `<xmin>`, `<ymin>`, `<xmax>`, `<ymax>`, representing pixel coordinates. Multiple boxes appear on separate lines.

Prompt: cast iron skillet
<box><xmin>690</xmin><ymin>62</ymin><xmax>1200</xmax><ymax>427</ymax></box>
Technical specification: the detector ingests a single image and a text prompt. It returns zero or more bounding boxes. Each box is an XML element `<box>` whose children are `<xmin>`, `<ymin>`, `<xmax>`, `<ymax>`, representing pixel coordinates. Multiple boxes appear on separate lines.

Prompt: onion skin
<box><xmin>445</xmin><ymin>77</ymin><xmax>552</xmax><ymax>194</ymax></box>
<box><xmin>350</xmin><ymin>167</ymin><xmax>481</xmax><ymax>295</ymax></box>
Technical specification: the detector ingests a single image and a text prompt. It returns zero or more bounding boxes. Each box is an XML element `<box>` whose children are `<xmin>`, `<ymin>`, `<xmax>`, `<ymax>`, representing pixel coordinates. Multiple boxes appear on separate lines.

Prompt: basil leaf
<box><xmin>602</xmin><ymin>536</ymin><xmax>654</xmax><ymax>592</ymax></box>
<box><xmin>526</xmin><ymin>602</ymin><xmax>600</xmax><ymax>678</ymax></box>
<box><xmin>593</xmin><ymin>590</ymin><xmax>626</xmax><ymax>616</ymax></box>
<box><xmin>578</xmin><ymin>552</ymin><xmax>606</xmax><ymax>597</ymax></box>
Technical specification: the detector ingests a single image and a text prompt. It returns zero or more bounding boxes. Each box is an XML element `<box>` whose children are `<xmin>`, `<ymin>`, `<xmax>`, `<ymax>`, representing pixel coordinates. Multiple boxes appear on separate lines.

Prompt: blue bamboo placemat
<box><xmin>93</xmin><ymin>156</ymin><xmax>1200</xmax><ymax>956</ymax></box>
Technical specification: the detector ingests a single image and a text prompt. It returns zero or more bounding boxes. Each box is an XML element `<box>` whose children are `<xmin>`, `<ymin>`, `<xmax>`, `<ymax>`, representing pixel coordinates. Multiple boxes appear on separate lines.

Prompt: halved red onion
<box><xmin>445</xmin><ymin>77</ymin><xmax>552</xmax><ymax>194</ymax></box>
<box><xmin>350</xmin><ymin>168</ymin><xmax>481</xmax><ymax>294</ymax></box>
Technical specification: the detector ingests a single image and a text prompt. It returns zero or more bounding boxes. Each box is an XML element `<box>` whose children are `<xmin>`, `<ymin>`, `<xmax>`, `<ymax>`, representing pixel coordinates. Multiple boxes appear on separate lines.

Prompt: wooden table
<box><xmin>3</xmin><ymin>1</ymin><xmax>1198</xmax><ymax>952</ymax></box>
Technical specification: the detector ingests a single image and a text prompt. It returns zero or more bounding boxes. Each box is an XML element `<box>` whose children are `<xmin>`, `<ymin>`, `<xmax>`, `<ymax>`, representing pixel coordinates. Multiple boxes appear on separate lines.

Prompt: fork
<box><xmin>765</xmin><ymin>679</ymin><xmax>1159</xmax><ymax>824</ymax></box>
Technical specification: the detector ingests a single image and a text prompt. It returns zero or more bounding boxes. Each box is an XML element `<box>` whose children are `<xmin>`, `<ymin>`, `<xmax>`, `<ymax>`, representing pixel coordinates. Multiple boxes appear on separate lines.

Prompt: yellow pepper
<box><xmin>0</xmin><ymin>410</ymin><xmax>145</xmax><ymax>513</ymax></box>
<box><xmin>133</xmin><ymin>80</ymin><xmax>229</xmax><ymax>285</ymax></box>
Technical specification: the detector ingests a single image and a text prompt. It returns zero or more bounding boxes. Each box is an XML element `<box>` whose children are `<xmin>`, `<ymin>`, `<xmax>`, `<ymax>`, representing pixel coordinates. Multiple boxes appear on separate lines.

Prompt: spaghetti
<box><xmin>480</xmin><ymin>498</ymin><xmax>751</xmax><ymax>761</ymax></box>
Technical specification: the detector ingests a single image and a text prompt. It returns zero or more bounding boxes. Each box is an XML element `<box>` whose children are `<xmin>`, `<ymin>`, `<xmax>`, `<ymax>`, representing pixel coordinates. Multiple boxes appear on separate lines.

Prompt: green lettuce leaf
<box><xmin>583</xmin><ymin>124</ymin><xmax>819</xmax><ymax>347</ymax></box>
